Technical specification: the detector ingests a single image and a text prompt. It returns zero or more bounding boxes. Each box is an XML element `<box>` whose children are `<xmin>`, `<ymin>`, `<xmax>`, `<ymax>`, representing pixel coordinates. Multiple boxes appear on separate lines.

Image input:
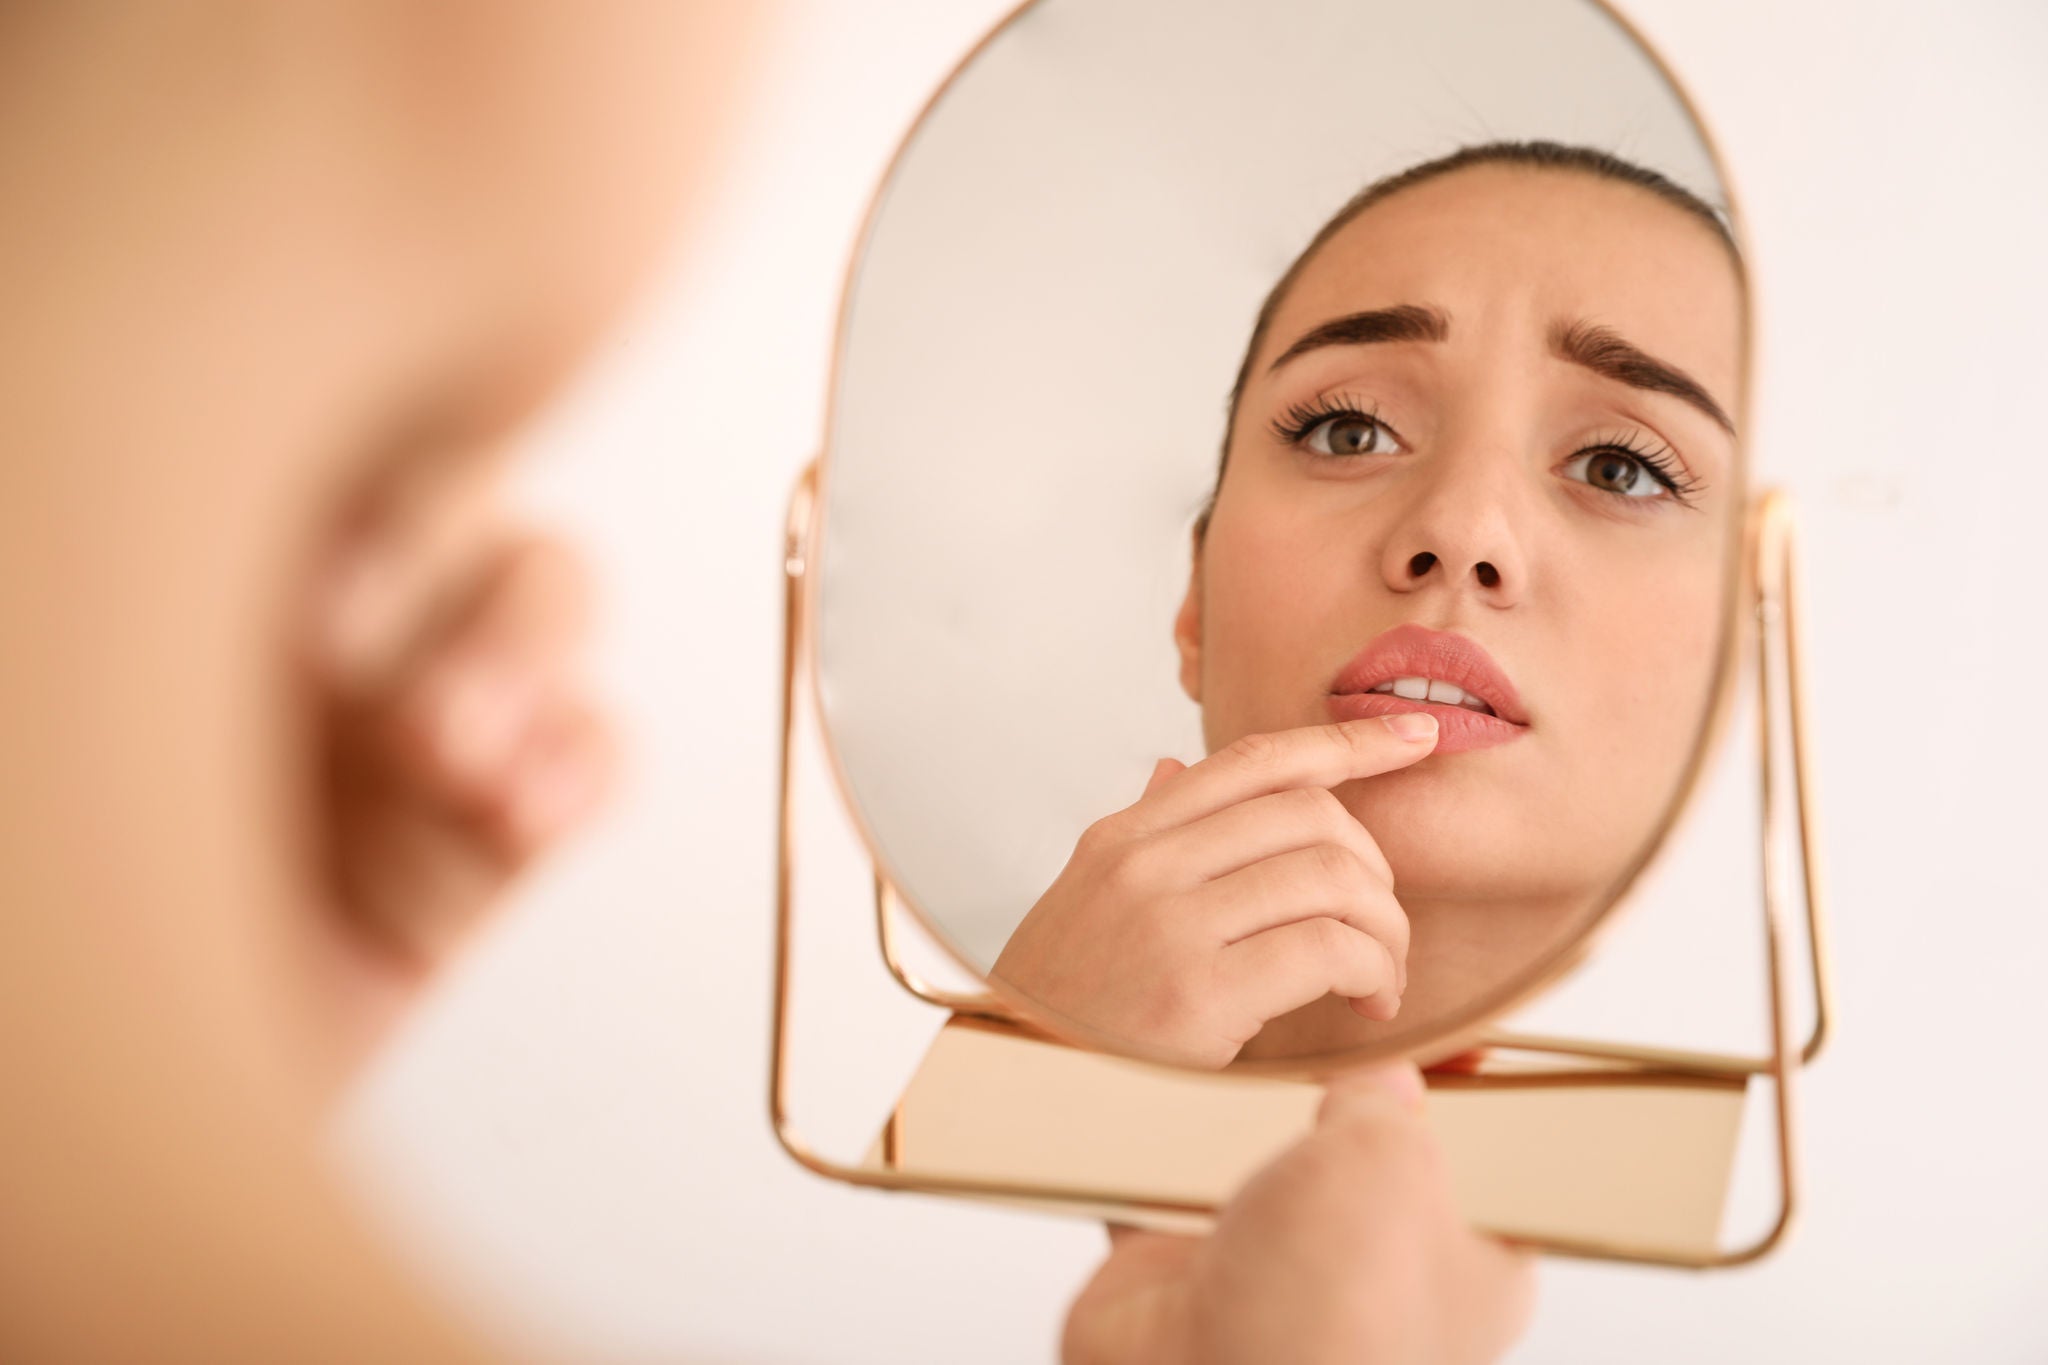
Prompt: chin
<box><xmin>1334</xmin><ymin>779</ymin><xmax>1610</xmax><ymax>906</ymax></box>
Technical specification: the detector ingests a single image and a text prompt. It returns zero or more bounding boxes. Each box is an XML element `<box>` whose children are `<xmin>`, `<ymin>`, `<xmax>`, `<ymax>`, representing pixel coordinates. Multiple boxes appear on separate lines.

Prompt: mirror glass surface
<box><xmin>815</xmin><ymin>0</ymin><xmax>1745</xmax><ymax>1065</ymax></box>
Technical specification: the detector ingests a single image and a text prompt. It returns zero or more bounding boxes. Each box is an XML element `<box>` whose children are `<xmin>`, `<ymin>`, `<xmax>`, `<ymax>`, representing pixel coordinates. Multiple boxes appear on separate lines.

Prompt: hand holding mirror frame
<box><xmin>1063</xmin><ymin>1064</ymin><xmax>1535</xmax><ymax>1365</ymax></box>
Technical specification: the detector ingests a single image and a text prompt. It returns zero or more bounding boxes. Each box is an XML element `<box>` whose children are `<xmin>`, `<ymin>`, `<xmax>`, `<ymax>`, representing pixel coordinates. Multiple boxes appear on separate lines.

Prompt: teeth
<box><xmin>1366</xmin><ymin>676</ymin><xmax>1496</xmax><ymax>715</ymax></box>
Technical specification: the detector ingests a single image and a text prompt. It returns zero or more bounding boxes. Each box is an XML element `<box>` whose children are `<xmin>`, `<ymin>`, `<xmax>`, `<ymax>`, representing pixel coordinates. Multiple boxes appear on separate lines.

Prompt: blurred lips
<box><xmin>1326</xmin><ymin>624</ymin><xmax>1529</xmax><ymax>754</ymax></box>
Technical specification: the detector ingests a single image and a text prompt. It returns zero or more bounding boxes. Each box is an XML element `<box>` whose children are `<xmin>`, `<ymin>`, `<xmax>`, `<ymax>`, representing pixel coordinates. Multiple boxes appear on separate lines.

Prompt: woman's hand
<box><xmin>990</xmin><ymin>716</ymin><xmax>1436</xmax><ymax>1068</ymax></box>
<box><xmin>1063</xmin><ymin>1064</ymin><xmax>1535</xmax><ymax>1365</ymax></box>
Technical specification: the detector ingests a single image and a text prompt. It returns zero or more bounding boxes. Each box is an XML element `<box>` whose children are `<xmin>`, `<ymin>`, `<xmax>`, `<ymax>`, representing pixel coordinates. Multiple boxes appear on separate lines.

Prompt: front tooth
<box><xmin>1392</xmin><ymin>676</ymin><xmax>1430</xmax><ymax>701</ymax></box>
<box><xmin>1371</xmin><ymin>681</ymin><xmax>1396</xmax><ymax>694</ymax></box>
<box><xmin>1425</xmin><ymin>680</ymin><xmax>1466</xmax><ymax>705</ymax></box>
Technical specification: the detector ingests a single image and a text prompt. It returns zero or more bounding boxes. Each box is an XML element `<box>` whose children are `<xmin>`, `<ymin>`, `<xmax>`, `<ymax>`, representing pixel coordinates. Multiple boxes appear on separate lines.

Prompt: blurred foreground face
<box><xmin>0</xmin><ymin>5</ymin><xmax>773</xmax><ymax>1360</ymax></box>
<box><xmin>10</xmin><ymin>1</ymin><xmax>763</xmax><ymax>438</ymax></box>
<box><xmin>0</xmin><ymin>1</ymin><xmax>774</xmax><ymax>1088</ymax></box>
<box><xmin>338</xmin><ymin>2</ymin><xmax>772</xmax><ymax>444</ymax></box>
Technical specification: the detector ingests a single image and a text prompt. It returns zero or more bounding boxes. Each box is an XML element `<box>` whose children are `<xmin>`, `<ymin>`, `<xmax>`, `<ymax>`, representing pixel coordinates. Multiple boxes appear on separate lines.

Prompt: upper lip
<box><xmin>1329</xmin><ymin>624</ymin><xmax>1530</xmax><ymax>725</ymax></box>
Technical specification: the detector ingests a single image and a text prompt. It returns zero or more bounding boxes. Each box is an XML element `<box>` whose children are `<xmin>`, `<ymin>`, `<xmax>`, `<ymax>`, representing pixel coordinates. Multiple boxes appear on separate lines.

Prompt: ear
<box><xmin>1174</xmin><ymin>526</ymin><xmax>1204</xmax><ymax>705</ymax></box>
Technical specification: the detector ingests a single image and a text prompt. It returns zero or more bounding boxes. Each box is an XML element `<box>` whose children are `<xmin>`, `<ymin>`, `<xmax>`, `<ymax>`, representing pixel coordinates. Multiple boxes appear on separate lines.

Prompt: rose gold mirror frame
<box><xmin>775</xmin><ymin>458</ymin><xmax>1831</xmax><ymax>1266</ymax></box>
<box><xmin>767</xmin><ymin>0</ymin><xmax>1833</xmax><ymax>1267</ymax></box>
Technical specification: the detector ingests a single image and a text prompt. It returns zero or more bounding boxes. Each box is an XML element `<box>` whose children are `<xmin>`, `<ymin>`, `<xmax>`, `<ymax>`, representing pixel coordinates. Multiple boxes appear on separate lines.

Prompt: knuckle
<box><xmin>1311</xmin><ymin>841</ymin><xmax>1362</xmax><ymax>888</ymax></box>
<box><xmin>1224</xmin><ymin>730</ymin><xmax>1284</xmax><ymax>773</ymax></box>
<box><xmin>1106</xmin><ymin>842</ymin><xmax>1166</xmax><ymax>898</ymax></box>
<box><xmin>1337</xmin><ymin>718</ymin><xmax>1379</xmax><ymax>761</ymax></box>
<box><xmin>1144</xmin><ymin>973</ymin><xmax>1203</xmax><ymax>1037</ymax></box>
<box><xmin>1304</xmin><ymin>914</ymin><xmax>1354</xmax><ymax>959</ymax></box>
<box><xmin>1282</xmin><ymin>786</ymin><xmax>1334</xmax><ymax>829</ymax></box>
<box><xmin>1384</xmin><ymin>901</ymin><xmax>1413</xmax><ymax>955</ymax></box>
<box><xmin>1073</xmin><ymin>816</ymin><xmax>1121</xmax><ymax>861</ymax></box>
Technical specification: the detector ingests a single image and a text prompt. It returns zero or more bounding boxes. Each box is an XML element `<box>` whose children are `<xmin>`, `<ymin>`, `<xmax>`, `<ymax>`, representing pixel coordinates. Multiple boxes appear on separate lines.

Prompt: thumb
<box><xmin>1317</xmin><ymin>1060</ymin><xmax>1428</xmax><ymax>1128</ymax></box>
<box><xmin>1142</xmin><ymin>757</ymin><xmax>1187</xmax><ymax>798</ymax></box>
<box><xmin>1065</xmin><ymin>1227</ymin><xmax>1199</xmax><ymax>1365</ymax></box>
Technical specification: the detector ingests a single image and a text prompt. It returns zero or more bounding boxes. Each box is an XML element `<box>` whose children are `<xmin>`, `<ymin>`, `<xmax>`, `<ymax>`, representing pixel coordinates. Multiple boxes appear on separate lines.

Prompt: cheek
<box><xmin>1553</xmin><ymin>532</ymin><xmax>1726</xmax><ymax>801</ymax></box>
<box><xmin>1197</xmin><ymin>494</ymin><xmax>1376</xmax><ymax>742</ymax></box>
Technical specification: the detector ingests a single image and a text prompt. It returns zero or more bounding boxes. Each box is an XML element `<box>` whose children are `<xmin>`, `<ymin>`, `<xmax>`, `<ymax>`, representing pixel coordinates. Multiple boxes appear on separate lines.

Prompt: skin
<box><xmin>0</xmin><ymin>7</ymin><xmax>1529</xmax><ymax>1362</ymax></box>
<box><xmin>996</xmin><ymin>164</ymin><xmax>1742</xmax><ymax>1065</ymax></box>
<box><xmin>1066</xmin><ymin>1064</ymin><xmax>1532</xmax><ymax>1365</ymax></box>
<box><xmin>0</xmin><ymin>4</ymin><xmax>762</xmax><ymax>1358</ymax></box>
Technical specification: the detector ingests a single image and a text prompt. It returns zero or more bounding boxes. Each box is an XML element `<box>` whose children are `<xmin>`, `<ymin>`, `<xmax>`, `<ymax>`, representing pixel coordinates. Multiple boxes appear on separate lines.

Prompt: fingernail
<box><xmin>1383</xmin><ymin>712</ymin><xmax>1437</xmax><ymax>742</ymax></box>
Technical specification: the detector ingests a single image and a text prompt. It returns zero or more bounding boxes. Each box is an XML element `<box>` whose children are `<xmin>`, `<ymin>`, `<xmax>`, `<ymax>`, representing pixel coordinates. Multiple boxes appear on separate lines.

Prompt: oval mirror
<box><xmin>812</xmin><ymin>0</ymin><xmax>1748</xmax><ymax>1069</ymax></box>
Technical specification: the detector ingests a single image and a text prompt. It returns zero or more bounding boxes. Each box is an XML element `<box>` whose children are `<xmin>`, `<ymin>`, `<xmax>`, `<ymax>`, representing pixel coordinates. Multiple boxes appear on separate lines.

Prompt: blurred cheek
<box><xmin>395</xmin><ymin>2</ymin><xmax>773</xmax><ymax>439</ymax></box>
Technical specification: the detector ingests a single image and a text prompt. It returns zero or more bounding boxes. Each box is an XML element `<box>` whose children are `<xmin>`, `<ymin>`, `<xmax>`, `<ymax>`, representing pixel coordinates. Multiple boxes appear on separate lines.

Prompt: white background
<box><xmin>342</xmin><ymin>2</ymin><xmax>2048</xmax><ymax>1361</ymax></box>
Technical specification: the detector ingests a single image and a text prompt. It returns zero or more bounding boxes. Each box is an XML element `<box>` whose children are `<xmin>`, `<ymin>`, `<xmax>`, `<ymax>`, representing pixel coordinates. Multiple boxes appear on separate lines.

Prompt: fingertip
<box><xmin>1379</xmin><ymin>712</ymin><xmax>1439</xmax><ymax>745</ymax></box>
<box><xmin>1320</xmin><ymin>1061</ymin><xmax>1428</xmax><ymax>1124</ymax></box>
<box><xmin>1348</xmin><ymin>991</ymin><xmax>1401</xmax><ymax>1022</ymax></box>
<box><xmin>1332</xmin><ymin>715</ymin><xmax>1438</xmax><ymax>770</ymax></box>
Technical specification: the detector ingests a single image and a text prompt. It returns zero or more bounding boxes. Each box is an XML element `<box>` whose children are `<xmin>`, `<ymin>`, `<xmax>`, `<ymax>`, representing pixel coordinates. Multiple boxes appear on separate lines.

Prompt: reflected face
<box><xmin>1179</xmin><ymin>166</ymin><xmax>1742</xmax><ymax>924</ymax></box>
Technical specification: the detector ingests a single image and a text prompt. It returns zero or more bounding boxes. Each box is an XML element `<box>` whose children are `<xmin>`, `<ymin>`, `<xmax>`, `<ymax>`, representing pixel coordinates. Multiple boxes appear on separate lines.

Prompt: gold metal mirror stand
<box><xmin>771</xmin><ymin>463</ymin><xmax>1831</xmax><ymax>1266</ymax></box>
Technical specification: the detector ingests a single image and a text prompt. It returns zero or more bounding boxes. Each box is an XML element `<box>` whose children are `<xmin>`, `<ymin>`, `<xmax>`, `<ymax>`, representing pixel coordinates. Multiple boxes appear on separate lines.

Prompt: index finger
<box><xmin>1131</xmin><ymin>716</ymin><xmax>1438</xmax><ymax>832</ymax></box>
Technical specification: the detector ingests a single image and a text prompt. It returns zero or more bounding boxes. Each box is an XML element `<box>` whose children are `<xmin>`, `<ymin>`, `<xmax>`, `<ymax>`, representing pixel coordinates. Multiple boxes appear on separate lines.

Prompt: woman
<box><xmin>995</xmin><ymin>142</ymin><xmax>1743</xmax><ymax>1067</ymax></box>
<box><xmin>0</xmin><ymin>8</ymin><xmax>1527</xmax><ymax>1362</ymax></box>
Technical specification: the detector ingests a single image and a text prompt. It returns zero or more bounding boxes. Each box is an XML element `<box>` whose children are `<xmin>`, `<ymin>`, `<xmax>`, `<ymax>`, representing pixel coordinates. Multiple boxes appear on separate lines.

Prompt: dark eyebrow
<box><xmin>1550</xmin><ymin>320</ymin><xmax>1735</xmax><ymax>434</ymax></box>
<box><xmin>1265</xmin><ymin>304</ymin><xmax>1449</xmax><ymax>372</ymax></box>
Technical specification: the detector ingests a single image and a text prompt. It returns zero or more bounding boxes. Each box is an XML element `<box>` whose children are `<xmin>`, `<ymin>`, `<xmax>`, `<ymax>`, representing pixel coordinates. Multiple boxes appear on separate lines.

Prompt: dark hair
<box><xmin>1197</xmin><ymin>140</ymin><xmax>1737</xmax><ymax>537</ymax></box>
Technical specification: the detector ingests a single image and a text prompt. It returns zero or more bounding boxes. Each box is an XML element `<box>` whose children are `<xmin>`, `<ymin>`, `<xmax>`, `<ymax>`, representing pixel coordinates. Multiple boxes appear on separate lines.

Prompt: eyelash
<box><xmin>1269</xmin><ymin>397</ymin><xmax>1706</xmax><ymax>507</ymax></box>
<box><xmin>1573</xmin><ymin>430</ymin><xmax>1705</xmax><ymax>506</ymax></box>
<box><xmin>1268</xmin><ymin>394</ymin><xmax>1393</xmax><ymax>448</ymax></box>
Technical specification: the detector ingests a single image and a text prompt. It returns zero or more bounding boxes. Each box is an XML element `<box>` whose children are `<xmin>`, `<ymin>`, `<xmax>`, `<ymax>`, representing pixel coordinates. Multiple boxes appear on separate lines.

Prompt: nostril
<box><xmin>1408</xmin><ymin>552</ymin><xmax>1437</xmax><ymax>578</ymax></box>
<box><xmin>1475</xmin><ymin>561</ymin><xmax>1500</xmax><ymax>588</ymax></box>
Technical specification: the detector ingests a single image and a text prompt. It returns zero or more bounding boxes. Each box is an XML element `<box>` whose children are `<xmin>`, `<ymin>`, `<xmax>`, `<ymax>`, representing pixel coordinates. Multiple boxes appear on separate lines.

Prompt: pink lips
<box><xmin>1325</xmin><ymin>624</ymin><xmax>1529</xmax><ymax>755</ymax></box>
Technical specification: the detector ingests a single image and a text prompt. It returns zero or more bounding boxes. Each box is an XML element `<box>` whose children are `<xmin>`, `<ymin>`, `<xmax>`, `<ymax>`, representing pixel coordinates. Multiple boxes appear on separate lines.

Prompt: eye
<box><xmin>1303</xmin><ymin>413</ymin><xmax>1399</xmax><ymax>457</ymax></box>
<box><xmin>1562</xmin><ymin>446</ymin><xmax>1672</xmax><ymax>500</ymax></box>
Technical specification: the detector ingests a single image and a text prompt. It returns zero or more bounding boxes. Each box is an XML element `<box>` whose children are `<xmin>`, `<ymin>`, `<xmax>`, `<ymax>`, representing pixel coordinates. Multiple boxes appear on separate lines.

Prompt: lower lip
<box><xmin>1325</xmin><ymin>692</ymin><xmax>1528</xmax><ymax>754</ymax></box>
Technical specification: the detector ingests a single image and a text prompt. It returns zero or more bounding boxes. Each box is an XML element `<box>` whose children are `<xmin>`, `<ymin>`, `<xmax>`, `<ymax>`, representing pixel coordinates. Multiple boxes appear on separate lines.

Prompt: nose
<box><xmin>1377</xmin><ymin>457</ymin><xmax>1526</xmax><ymax>607</ymax></box>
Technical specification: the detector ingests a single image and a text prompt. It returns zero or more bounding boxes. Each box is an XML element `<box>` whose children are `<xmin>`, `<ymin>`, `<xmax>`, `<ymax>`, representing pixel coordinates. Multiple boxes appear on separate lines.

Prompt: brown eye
<box><xmin>1564</xmin><ymin>448</ymin><xmax>1666</xmax><ymax>499</ymax></box>
<box><xmin>1589</xmin><ymin>452</ymin><xmax>1641</xmax><ymax>491</ymax></box>
<box><xmin>1305</xmin><ymin>415</ymin><xmax>1397</xmax><ymax>457</ymax></box>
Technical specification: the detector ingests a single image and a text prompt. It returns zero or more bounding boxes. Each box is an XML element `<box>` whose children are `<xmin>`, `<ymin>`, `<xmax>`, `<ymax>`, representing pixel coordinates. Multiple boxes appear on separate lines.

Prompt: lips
<box><xmin>1325</xmin><ymin>624</ymin><xmax>1529</xmax><ymax>755</ymax></box>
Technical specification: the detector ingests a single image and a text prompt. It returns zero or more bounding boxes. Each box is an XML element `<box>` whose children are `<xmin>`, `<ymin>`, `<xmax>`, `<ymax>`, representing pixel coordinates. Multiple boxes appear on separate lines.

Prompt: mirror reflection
<box><xmin>992</xmin><ymin>144</ymin><xmax>1742</xmax><ymax>1063</ymax></box>
<box><xmin>815</xmin><ymin>0</ymin><xmax>1744</xmax><ymax>1067</ymax></box>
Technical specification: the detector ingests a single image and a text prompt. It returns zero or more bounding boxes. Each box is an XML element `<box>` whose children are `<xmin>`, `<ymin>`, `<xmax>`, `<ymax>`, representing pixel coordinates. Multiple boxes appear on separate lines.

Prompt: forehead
<box><xmin>1259</xmin><ymin>167</ymin><xmax>1744</xmax><ymax>400</ymax></box>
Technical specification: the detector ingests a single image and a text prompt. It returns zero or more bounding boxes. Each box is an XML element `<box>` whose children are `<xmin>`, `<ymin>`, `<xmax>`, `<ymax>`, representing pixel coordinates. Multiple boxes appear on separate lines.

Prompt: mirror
<box><xmin>812</xmin><ymin>0</ymin><xmax>1748</xmax><ymax>1069</ymax></box>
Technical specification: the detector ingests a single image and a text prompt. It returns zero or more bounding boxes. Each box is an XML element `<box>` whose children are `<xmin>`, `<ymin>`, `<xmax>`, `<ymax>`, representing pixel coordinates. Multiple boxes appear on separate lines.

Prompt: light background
<box><xmin>342</xmin><ymin>2</ymin><xmax>2048</xmax><ymax>1362</ymax></box>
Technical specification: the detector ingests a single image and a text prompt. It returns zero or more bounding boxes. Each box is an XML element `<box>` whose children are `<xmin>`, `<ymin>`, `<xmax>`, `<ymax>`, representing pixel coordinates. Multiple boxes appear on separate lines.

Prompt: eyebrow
<box><xmin>1265</xmin><ymin>304</ymin><xmax>1449</xmax><ymax>371</ymax></box>
<box><xmin>1549</xmin><ymin>319</ymin><xmax>1736</xmax><ymax>434</ymax></box>
<box><xmin>1265</xmin><ymin>304</ymin><xmax>1734</xmax><ymax>436</ymax></box>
